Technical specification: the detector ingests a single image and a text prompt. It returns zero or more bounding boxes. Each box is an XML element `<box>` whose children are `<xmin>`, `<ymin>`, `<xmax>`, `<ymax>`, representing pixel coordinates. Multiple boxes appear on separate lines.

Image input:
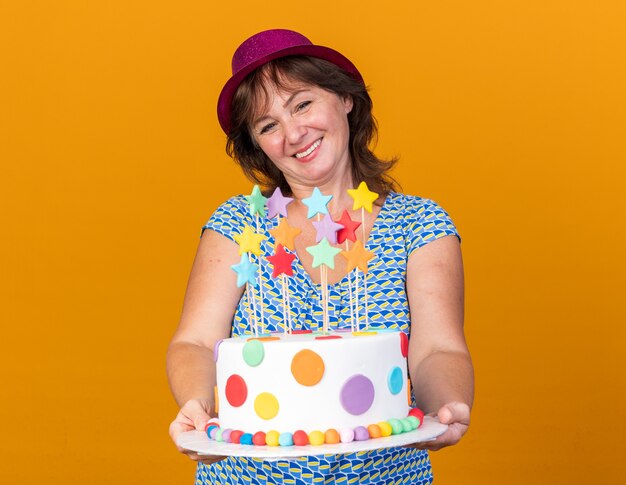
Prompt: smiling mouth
<box><xmin>294</xmin><ymin>138</ymin><xmax>322</xmax><ymax>159</ymax></box>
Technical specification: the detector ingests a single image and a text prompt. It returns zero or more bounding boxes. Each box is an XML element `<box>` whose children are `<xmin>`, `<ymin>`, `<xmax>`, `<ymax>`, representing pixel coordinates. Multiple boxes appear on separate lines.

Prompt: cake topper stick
<box><xmin>267</xmin><ymin>243</ymin><xmax>296</xmax><ymax>334</ymax></box>
<box><xmin>317</xmin><ymin>213</ymin><xmax>330</xmax><ymax>335</ymax></box>
<box><xmin>268</xmin><ymin>186</ymin><xmax>295</xmax><ymax>332</ymax></box>
<box><xmin>354</xmin><ymin>268</ymin><xmax>360</xmax><ymax>331</ymax></box>
<box><xmin>311</xmin><ymin>210</ymin><xmax>343</xmax><ymax>333</ymax></box>
<box><xmin>302</xmin><ymin>187</ymin><xmax>333</xmax><ymax>332</ymax></box>
<box><xmin>362</xmin><ymin>233</ymin><xmax>369</xmax><ymax>330</ymax></box>
<box><xmin>247</xmin><ymin>282</ymin><xmax>259</xmax><ymax>336</ymax></box>
<box><xmin>346</xmin><ymin>241</ymin><xmax>355</xmax><ymax>332</ymax></box>
<box><xmin>230</xmin><ymin>253</ymin><xmax>260</xmax><ymax>336</ymax></box>
<box><xmin>245</xmin><ymin>186</ymin><xmax>269</xmax><ymax>333</ymax></box>
<box><xmin>306</xmin><ymin>237</ymin><xmax>341</xmax><ymax>334</ymax></box>
<box><xmin>267</xmin><ymin>186</ymin><xmax>297</xmax><ymax>335</ymax></box>
<box><xmin>303</xmin><ymin>200</ymin><xmax>343</xmax><ymax>333</ymax></box>
<box><xmin>234</xmin><ymin>224</ymin><xmax>267</xmax><ymax>335</ymax></box>
<box><xmin>280</xmin><ymin>274</ymin><xmax>294</xmax><ymax>334</ymax></box>
<box><xmin>347</xmin><ymin>182</ymin><xmax>379</xmax><ymax>330</ymax></box>
<box><xmin>321</xmin><ymin>262</ymin><xmax>328</xmax><ymax>334</ymax></box>
<box><xmin>337</xmin><ymin>210</ymin><xmax>361</xmax><ymax>331</ymax></box>
<box><xmin>255</xmin><ymin>219</ymin><xmax>266</xmax><ymax>333</ymax></box>
<box><xmin>341</xmin><ymin>240</ymin><xmax>375</xmax><ymax>332</ymax></box>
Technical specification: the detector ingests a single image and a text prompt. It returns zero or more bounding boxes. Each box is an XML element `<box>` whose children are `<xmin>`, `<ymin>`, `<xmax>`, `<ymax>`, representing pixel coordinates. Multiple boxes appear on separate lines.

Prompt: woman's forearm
<box><xmin>410</xmin><ymin>350</ymin><xmax>474</xmax><ymax>414</ymax></box>
<box><xmin>167</xmin><ymin>341</ymin><xmax>216</xmax><ymax>409</ymax></box>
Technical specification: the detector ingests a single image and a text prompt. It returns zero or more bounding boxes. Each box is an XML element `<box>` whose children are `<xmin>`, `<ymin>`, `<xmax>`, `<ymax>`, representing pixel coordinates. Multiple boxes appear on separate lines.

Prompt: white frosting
<box><xmin>215</xmin><ymin>331</ymin><xmax>410</xmax><ymax>434</ymax></box>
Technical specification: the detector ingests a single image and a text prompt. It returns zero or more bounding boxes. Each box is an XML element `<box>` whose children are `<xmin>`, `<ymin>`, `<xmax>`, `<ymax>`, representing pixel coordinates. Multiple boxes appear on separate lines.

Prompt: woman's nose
<box><xmin>283</xmin><ymin>119</ymin><xmax>306</xmax><ymax>145</ymax></box>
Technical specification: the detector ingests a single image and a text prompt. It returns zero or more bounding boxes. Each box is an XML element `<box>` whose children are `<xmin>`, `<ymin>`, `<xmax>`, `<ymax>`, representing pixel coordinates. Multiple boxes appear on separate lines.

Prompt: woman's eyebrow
<box><xmin>282</xmin><ymin>89</ymin><xmax>309</xmax><ymax>108</ymax></box>
<box><xmin>252</xmin><ymin>90</ymin><xmax>311</xmax><ymax>127</ymax></box>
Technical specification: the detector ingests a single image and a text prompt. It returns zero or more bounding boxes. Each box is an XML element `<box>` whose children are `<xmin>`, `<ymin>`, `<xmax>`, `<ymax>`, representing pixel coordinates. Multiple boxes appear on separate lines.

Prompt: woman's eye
<box><xmin>259</xmin><ymin>122</ymin><xmax>277</xmax><ymax>134</ymax></box>
<box><xmin>296</xmin><ymin>101</ymin><xmax>311</xmax><ymax>112</ymax></box>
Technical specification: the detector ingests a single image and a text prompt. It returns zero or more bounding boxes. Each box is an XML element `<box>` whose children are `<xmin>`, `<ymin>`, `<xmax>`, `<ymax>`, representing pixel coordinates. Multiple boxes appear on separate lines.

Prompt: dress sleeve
<box><xmin>201</xmin><ymin>196</ymin><xmax>253</xmax><ymax>242</ymax></box>
<box><xmin>405</xmin><ymin>197</ymin><xmax>460</xmax><ymax>256</ymax></box>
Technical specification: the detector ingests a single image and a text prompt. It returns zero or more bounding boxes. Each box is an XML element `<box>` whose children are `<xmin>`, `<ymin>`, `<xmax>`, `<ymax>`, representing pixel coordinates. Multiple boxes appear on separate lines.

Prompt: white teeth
<box><xmin>295</xmin><ymin>139</ymin><xmax>321</xmax><ymax>158</ymax></box>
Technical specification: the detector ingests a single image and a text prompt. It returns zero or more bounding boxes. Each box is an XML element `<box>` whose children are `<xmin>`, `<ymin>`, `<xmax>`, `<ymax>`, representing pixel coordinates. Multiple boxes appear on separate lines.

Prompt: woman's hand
<box><xmin>169</xmin><ymin>399</ymin><xmax>226</xmax><ymax>465</ymax></box>
<box><xmin>409</xmin><ymin>401</ymin><xmax>470</xmax><ymax>451</ymax></box>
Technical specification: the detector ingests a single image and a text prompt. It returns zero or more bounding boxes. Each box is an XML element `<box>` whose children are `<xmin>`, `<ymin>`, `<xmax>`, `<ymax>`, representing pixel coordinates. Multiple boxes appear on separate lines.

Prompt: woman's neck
<box><xmin>287</xmin><ymin>172</ymin><xmax>355</xmax><ymax>209</ymax></box>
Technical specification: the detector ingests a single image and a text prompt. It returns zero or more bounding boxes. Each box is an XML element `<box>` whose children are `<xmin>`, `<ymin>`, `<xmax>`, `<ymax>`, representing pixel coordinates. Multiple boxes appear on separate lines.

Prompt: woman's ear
<box><xmin>343</xmin><ymin>95</ymin><xmax>354</xmax><ymax>114</ymax></box>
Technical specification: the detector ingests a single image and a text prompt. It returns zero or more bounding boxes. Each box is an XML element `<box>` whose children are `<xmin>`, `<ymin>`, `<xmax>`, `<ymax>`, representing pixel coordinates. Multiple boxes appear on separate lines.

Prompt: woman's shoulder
<box><xmin>386</xmin><ymin>191</ymin><xmax>451</xmax><ymax>215</ymax></box>
<box><xmin>202</xmin><ymin>195</ymin><xmax>253</xmax><ymax>239</ymax></box>
<box><xmin>385</xmin><ymin>192</ymin><xmax>459</xmax><ymax>252</ymax></box>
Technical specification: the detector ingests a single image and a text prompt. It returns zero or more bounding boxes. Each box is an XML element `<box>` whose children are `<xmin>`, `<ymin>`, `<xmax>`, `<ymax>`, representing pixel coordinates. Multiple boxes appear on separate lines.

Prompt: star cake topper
<box><xmin>312</xmin><ymin>213</ymin><xmax>344</xmax><ymax>244</ymax></box>
<box><xmin>347</xmin><ymin>181</ymin><xmax>379</xmax><ymax>213</ymax></box>
<box><xmin>302</xmin><ymin>187</ymin><xmax>332</xmax><ymax>219</ymax></box>
<box><xmin>266</xmin><ymin>187</ymin><xmax>294</xmax><ymax>219</ymax></box>
<box><xmin>269</xmin><ymin>218</ymin><xmax>301</xmax><ymax>251</ymax></box>
<box><xmin>336</xmin><ymin>210</ymin><xmax>362</xmax><ymax>244</ymax></box>
<box><xmin>267</xmin><ymin>244</ymin><xmax>296</xmax><ymax>278</ymax></box>
<box><xmin>306</xmin><ymin>237</ymin><xmax>342</xmax><ymax>270</ymax></box>
<box><xmin>245</xmin><ymin>185</ymin><xmax>268</xmax><ymax>217</ymax></box>
<box><xmin>230</xmin><ymin>253</ymin><xmax>258</xmax><ymax>287</ymax></box>
<box><xmin>234</xmin><ymin>225</ymin><xmax>267</xmax><ymax>256</ymax></box>
<box><xmin>341</xmin><ymin>240</ymin><xmax>375</xmax><ymax>273</ymax></box>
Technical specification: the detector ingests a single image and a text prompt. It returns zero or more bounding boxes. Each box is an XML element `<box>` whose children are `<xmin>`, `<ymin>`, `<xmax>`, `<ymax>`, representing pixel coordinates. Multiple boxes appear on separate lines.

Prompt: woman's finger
<box><xmin>438</xmin><ymin>401</ymin><xmax>470</xmax><ymax>426</ymax></box>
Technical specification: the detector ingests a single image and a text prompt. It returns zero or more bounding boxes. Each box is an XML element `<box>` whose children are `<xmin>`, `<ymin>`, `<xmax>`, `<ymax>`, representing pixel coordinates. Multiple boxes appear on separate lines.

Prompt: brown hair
<box><xmin>226</xmin><ymin>56</ymin><xmax>399</xmax><ymax>197</ymax></box>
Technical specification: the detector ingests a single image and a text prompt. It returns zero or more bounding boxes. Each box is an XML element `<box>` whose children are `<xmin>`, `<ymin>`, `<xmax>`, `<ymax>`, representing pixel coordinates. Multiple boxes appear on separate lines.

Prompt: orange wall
<box><xmin>1</xmin><ymin>1</ymin><xmax>625</xmax><ymax>483</ymax></box>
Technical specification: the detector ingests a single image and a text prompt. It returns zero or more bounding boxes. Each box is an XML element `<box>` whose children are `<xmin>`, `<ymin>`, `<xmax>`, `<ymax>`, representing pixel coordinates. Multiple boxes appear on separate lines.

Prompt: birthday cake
<box><xmin>209</xmin><ymin>330</ymin><xmax>424</xmax><ymax>446</ymax></box>
<box><xmin>205</xmin><ymin>183</ymin><xmax>425</xmax><ymax>447</ymax></box>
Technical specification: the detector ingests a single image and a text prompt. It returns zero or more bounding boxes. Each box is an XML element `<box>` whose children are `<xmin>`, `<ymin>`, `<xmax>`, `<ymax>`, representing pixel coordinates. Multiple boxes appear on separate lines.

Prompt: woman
<box><xmin>168</xmin><ymin>29</ymin><xmax>473</xmax><ymax>484</ymax></box>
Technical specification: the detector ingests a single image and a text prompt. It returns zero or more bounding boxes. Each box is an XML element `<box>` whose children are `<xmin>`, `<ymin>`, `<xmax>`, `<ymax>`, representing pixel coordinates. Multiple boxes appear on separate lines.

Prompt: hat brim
<box><xmin>217</xmin><ymin>44</ymin><xmax>363</xmax><ymax>134</ymax></box>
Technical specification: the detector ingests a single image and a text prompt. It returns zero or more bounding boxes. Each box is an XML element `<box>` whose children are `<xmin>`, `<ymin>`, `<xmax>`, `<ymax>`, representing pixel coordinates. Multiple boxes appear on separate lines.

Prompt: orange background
<box><xmin>2</xmin><ymin>1</ymin><xmax>625</xmax><ymax>483</ymax></box>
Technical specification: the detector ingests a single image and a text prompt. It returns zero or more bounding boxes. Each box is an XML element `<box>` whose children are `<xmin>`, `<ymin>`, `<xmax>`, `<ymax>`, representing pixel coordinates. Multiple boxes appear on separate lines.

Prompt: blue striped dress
<box><xmin>196</xmin><ymin>192</ymin><xmax>458</xmax><ymax>485</ymax></box>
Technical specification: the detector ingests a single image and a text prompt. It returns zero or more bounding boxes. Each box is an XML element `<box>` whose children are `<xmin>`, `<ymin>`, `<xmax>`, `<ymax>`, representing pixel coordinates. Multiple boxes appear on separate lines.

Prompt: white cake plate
<box><xmin>177</xmin><ymin>416</ymin><xmax>447</xmax><ymax>460</ymax></box>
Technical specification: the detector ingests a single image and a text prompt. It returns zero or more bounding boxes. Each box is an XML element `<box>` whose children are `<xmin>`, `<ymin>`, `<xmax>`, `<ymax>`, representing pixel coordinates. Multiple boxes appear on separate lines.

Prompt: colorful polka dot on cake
<box><xmin>352</xmin><ymin>331</ymin><xmax>377</xmax><ymax>337</ymax></box>
<box><xmin>308</xmin><ymin>430</ymin><xmax>324</xmax><ymax>446</ymax></box>
<box><xmin>240</xmin><ymin>433</ymin><xmax>253</xmax><ymax>445</ymax></box>
<box><xmin>293</xmin><ymin>430</ymin><xmax>309</xmax><ymax>446</ymax></box>
<box><xmin>387</xmin><ymin>366</ymin><xmax>404</xmax><ymax>395</ymax></box>
<box><xmin>378</xmin><ymin>421</ymin><xmax>392</xmax><ymax>437</ymax></box>
<box><xmin>325</xmin><ymin>429</ymin><xmax>340</xmax><ymax>444</ymax></box>
<box><xmin>401</xmin><ymin>418</ymin><xmax>413</xmax><ymax>432</ymax></box>
<box><xmin>252</xmin><ymin>431</ymin><xmax>266</xmax><ymax>446</ymax></box>
<box><xmin>254</xmin><ymin>392</ymin><xmax>279</xmax><ymax>419</ymax></box>
<box><xmin>407</xmin><ymin>416</ymin><xmax>420</xmax><ymax>428</ymax></box>
<box><xmin>388</xmin><ymin>418</ymin><xmax>402</xmax><ymax>434</ymax></box>
<box><xmin>367</xmin><ymin>424</ymin><xmax>381</xmax><ymax>438</ymax></box>
<box><xmin>248</xmin><ymin>336</ymin><xmax>281</xmax><ymax>342</ymax></box>
<box><xmin>205</xmin><ymin>417</ymin><xmax>219</xmax><ymax>428</ymax></box>
<box><xmin>340</xmin><ymin>374</ymin><xmax>375</xmax><ymax>415</ymax></box>
<box><xmin>213</xmin><ymin>339</ymin><xmax>223</xmax><ymax>362</ymax></box>
<box><xmin>409</xmin><ymin>407</ymin><xmax>425</xmax><ymax>424</ymax></box>
<box><xmin>225</xmin><ymin>374</ymin><xmax>247</xmax><ymax>407</ymax></box>
<box><xmin>291</xmin><ymin>349</ymin><xmax>325</xmax><ymax>386</ymax></box>
<box><xmin>339</xmin><ymin>428</ymin><xmax>354</xmax><ymax>443</ymax></box>
<box><xmin>400</xmin><ymin>332</ymin><xmax>409</xmax><ymax>357</ymax></box>
<box><xmin>242</xmin><ymin>339</ymin><xmax>264</xmax><ymax>366</ymax></box>
<box><xmin>278</xmin><ymin>432</ymin><xmax>293</xmax><ymax>446</ymax></box>
<box><xmin>353</xmin><ymin>426</ymin><xmax>369</xmax><ymax>441</ymax></box>
<box><xmin>265</xmin><ymin>430</ymin><xmax>280</xmax><ymax>446</ymax></box>
<box><xmin>213</xmin><ymin>385</ymin><xmax>219</xmax><ymax>413</ymax></box>
<box><xmin>221</xmin><ymin>429</ymin><xmax>232</xmax><ymax>442</ymax></box>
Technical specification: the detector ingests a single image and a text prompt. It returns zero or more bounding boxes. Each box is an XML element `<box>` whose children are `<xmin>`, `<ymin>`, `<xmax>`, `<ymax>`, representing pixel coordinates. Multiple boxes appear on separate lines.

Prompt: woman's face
<box><xmin>250</xmin><ymin>81</ymin><xmax>353</xmax><ymax>189</ymax></box>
